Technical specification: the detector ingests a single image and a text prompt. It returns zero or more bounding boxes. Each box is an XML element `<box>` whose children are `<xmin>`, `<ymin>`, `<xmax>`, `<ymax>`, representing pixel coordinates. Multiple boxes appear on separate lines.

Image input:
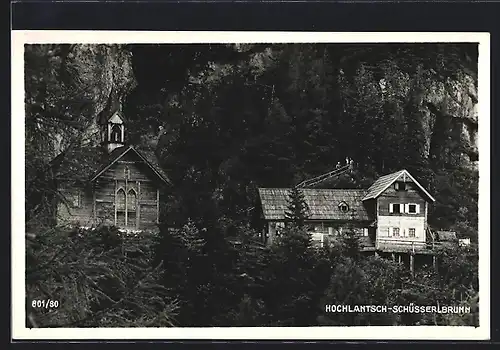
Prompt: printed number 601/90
<box><xmin>31</xmin><ymin>299</ymin><xmax>60</xmax><ymax>308</ymax></box>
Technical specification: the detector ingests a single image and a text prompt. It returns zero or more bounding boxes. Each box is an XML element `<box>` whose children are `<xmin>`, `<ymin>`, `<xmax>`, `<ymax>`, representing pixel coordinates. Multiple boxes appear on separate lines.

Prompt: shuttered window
<box><xmin>389</xmin><ymin>203</ymin><xmax>402</xmax><ymax>214</ymax></box>
<box><xmin>394</xmin><ymin>182</ymin><xmax>406</xmax><ymax>191</ymax></box>
<box><xmin>406</xmin><ymin>203</ymin><xmax>420</xmax><ymax>214</ymax></box>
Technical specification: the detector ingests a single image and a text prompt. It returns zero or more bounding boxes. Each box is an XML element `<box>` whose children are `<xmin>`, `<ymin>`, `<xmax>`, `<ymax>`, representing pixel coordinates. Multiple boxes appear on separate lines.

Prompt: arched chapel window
<box><xmin>127</xmin><ymin>189</ymin><xmax>137</xmax><ymax>211</ymax></box>
<box><xmin>116</xmin><ymin>188</ymin><xmax>126</xmax><ymax>211</ymax></box>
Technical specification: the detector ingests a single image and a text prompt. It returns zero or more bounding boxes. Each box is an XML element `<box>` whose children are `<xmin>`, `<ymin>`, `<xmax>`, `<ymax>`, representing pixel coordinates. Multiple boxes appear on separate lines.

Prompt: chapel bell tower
<box><xmin>101</xmin><ymin>111</ymin><xmax>125</xmax><ymax>153</ymax></box>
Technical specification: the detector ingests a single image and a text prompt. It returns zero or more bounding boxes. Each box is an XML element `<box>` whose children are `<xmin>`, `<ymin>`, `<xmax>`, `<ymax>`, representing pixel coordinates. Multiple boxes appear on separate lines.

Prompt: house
<box><xmin>257</xmin><ymin>169</ymin><xmax>437</xmax><ymax>269</ymax></box>
<box><xmin>257</xmin><ymin>188</ymin><xmax>373</xmax><ymax>247</ymax></box>
<box><xmin>51</xmin><ymin>103</ymin><xmax>170</xmax><ymax>232</ymax></box>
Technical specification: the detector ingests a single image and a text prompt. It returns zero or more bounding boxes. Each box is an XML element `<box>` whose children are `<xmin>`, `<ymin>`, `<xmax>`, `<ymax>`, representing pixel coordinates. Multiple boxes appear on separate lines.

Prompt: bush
<box><xmin>26</xmin><ymin>225</ymin><xmax>178</xmax><ymax>327</ymax></box>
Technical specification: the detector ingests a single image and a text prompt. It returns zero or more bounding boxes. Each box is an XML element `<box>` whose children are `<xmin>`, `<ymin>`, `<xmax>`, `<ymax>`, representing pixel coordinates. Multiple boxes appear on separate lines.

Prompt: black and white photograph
<box><xmin>12</xmin><ymin>31</ymin><xmax>490</xmax><ymax>340</ymax></box>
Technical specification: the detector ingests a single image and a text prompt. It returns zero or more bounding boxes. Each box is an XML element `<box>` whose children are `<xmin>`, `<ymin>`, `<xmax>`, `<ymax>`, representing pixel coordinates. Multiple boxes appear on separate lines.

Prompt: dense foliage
<box><xmin>24</xmin><ymin>43</ymin><xmax>479</xmax><ymax>327</ymax></box>
<box><xmin>26</xmin><ymin>226</ymin><xmax>178</xmax><ymax>327</ymax></box>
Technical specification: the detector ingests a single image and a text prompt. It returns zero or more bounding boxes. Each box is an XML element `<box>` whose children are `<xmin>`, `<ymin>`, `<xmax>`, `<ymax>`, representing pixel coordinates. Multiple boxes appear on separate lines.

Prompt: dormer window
<box><xmin>394</xmin><ymin>182</ymin><xmax>407</xmax><ymax>191</ymax></box>
<box><xmin>338</xmin><ymin>202</ymin><xmax>349</xmax><ymax>213</ymax></box>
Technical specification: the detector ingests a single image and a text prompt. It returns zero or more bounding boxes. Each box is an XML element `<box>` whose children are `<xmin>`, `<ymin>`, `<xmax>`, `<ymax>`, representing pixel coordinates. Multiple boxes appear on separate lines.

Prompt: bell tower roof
<box><xmin>107</xmin><ymin>112</ymin><xmax>124</xmax><ymax>125</ymax></box>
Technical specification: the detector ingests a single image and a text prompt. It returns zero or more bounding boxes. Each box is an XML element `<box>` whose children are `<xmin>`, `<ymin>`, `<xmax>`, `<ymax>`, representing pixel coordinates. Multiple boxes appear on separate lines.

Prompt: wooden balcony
<box><xmin>307</xmin><ymin>231</ymin><xmax>446</xmax><ymax>255</ymax></box>
<box><xmin>375</xmin><ymin>239</ymin><xmax>434</xmax><ymax>254</ymax></box>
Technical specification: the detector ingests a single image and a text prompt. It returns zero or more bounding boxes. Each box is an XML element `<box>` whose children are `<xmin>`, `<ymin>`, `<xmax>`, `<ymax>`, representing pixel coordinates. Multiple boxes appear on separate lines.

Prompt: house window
<box><xmin>128</xmin><ymin>189</ymin><xmax>137</xmax><ymax>211</ymax></box>
<box><xmin>338</xmin><ymin>202</ymin><xmax>349</xmax><ymax>213</ymax></box>
<box><xmin>407</xmin><ymin>203</ymin><xmax>419</xmax><ymax>214</ymax></box>
<box><xmin>116</xmin><ymin>188</ymin><xmax>126</xmax><ymax>211</ymax></box>
<box><xmin>389</xmin><ymin>203</ymin><xmax>402</xmax><ymax>214</ymax></box>
<box><xmin>409</xmin><ymin>228</ymin><xmax>416</xmax><ymax>238</ymax></box>
<box><xmin>394</xmin><ymin>182</ymin><xmax>407</xmax><ymax>191</ymax></box>
<box><xmin>115</xmin><ymin>188</ymin><xmax>139</xmax><ymax>229</ymax></box>
<box><xmin>392</xmin><ymin>227</ymin><xmax>400</xmax><ymax>237</ymax></box>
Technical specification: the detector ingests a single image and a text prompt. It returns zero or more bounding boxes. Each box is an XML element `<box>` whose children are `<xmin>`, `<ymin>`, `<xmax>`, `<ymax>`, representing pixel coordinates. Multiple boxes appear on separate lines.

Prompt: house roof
<box><xmin>89</xmin><ymin>146</ymin><xmax>171</xmax><ymax>185</ymax></box>
<box><xmin>258</xmin><ymin>188</ymin><xmax>371</xmax><ymax>221</ymax></box>
<box><xmin>362</xmin><ymin>169</ymin><xmax>435</xmax><ymax>202</ymax></box>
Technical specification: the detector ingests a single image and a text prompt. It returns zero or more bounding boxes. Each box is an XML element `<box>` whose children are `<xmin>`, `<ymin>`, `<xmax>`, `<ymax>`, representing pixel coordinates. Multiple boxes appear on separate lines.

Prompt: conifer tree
<box><xmin>284</xmin><ymin>185</ymin><xmax>310</xmax><ymax>229</ymax></box>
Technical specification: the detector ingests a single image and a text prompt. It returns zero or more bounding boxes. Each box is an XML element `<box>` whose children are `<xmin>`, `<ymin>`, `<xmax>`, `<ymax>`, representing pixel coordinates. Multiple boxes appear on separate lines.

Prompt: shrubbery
<box><xmin>26</xmin><ymin>225</ymin><xmax>178</xmax><ymax>327</ymax></box>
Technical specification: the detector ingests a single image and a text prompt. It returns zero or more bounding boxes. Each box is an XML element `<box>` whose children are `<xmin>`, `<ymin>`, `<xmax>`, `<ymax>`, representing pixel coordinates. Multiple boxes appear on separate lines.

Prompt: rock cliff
<box><xmin>25</xmin><ymin>44</ymin><xmax>137</xmax><ymax>159</ymax></box>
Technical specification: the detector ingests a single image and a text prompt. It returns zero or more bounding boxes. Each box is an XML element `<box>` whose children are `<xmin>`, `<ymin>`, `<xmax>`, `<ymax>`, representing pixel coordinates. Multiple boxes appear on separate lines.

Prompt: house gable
<box><xmin>90</xmin><ymin>146</ymin><xmax>170</xmax><ymax>186</ymax></box>
<box><xmin>89</xmin><ymin>149</ymin><xmax>166</xmax><ymax>231</ymax></box>
<box><xmin>362</xmin><ymin>169</ymin><xmax>435</xmax><ymax>203</ymax></box>
<box><xmin>376</xmin><ymin>179</ymin><xmax>427</xmax><ymax>217</ymax></box>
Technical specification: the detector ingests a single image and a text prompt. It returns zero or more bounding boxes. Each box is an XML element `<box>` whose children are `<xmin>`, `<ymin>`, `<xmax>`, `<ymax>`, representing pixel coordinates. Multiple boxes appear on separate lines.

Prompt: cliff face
<box><xmin>61</xmin><ymin>44</ymin><xmax>137</xmax><ymax>153</ymax></box>
<box><xmin>64</xmin><ymin>44</ymin><xmax>136</xmax><ymax>120</ymax></box>
<box><xmin>26</xmin><ymin>43</ymin><xmax>478</xmax><ymax>172</ymax></box>
<box><xmin>25</xmin><ymin>44</ymin><xmax>137</xmax><ymax>160</ymax></box>
<box><xmin>345</xmin><ymin>56</ymin><xmax>478</xmax><ymax>172</ymax></box>
<box><xmin>423</xmin><ymin>72</ymin><xmax>478</xmax><ymax>169</ymax></box>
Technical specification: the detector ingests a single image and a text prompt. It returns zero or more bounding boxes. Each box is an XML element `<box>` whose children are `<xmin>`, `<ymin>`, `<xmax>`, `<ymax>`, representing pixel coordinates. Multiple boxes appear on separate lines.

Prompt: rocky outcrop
<box><xmin>63</xmin><ymin>44</ymin><xmax>136</xmax><ymax>123</ymax></box>
<box><xmin>374</xmin><ymin>63</ymin><xmax>478</xmax><ymax>170</ymax></box>
<box><xmin>423</xmin><ymin>72</ymin><xmax>478</xmax><ymax>169</ymax></box>
<box><xmin>25</xmin><ymin>44</ymin><xmax>137</xmax><ymax>159</ymax></box>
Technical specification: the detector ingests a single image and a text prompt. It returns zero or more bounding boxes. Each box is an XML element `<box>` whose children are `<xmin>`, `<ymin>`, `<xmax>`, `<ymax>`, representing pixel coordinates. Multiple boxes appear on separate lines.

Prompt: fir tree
<box><xmin>284</xmin><ymin>185</ymin><xmax>310</xmax><ymax>229</ymax></box>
